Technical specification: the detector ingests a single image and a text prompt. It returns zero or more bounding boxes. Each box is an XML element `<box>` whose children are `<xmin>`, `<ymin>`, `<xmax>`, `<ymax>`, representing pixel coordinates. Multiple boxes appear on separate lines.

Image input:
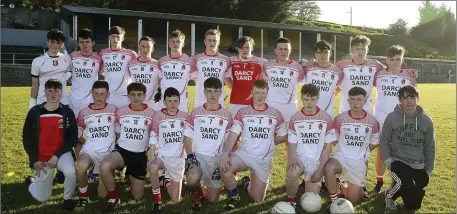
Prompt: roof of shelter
<box><xmin>61</xmin><ymin>5</ymin><xmax>348</xmax><ymax>35</ymax></box>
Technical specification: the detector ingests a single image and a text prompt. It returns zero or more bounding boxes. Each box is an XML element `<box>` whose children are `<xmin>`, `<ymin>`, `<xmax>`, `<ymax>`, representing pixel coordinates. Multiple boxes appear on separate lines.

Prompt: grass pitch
<box><xmin>1</xmin><ymin>84</ymin><xmax>455</xmax><ymax>213</ymax></box>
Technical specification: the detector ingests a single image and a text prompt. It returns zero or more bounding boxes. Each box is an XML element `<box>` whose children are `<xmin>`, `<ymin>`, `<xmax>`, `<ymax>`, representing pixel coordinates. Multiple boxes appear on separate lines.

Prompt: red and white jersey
<box><xmin>115</xmin><ymin>105</ymin><xmax>155</xmax><ymax>152</ymax></box>
<box><xmin>231</xmin><ymin>104</ymin><xmax>286</xmax><ymax>160</ymax></box>
<box><xmin>305</xmin><ymin>63</ymin><xmax>343</xmax><ymax>117</ymax></box>
<box><xmin>190</xmin><ymin>52</ymin><xmax>231</xmax><ymax>107</ymax></box>
<box><xmin>69</xmin><ymin>51</ymin><xmax>102</xmax><ymax>102</ymax></box>
<box><xmin>77</xmin><ymin>103</ymin><xmax>117</xmax><ymax>152</ymax></box>
<box><xmin>128</xmin><ymin>58</ymin><xmax>160</xmax><ymax>104</ymax></box>
<box><xmin>333</xmin><ymin>110</ymin><xmax>380</xmax><ymax>160</ymax></box>
<box><xmin>158</xmin><ymin>54</ymin><xmax>192</xmax><ymax>102</ymax></box>
<box><xmin>31</xmin><ymin>53</ymin><xmax>72</xmax><ymax>104</ymax></box>
<box><xmin>149</xmin><ymin>109</ymin><xmax>188</xmax><ymax>158</ymax></box>
<box><xmin>99</xmin><ymin>48</ymin><xmax>138</xmax><ymax>96</ymax></box>
<box><xmin>183</xmin><ymin>104</ymin><xmax>233</xmax><ymax>156</ymax></box>
<box><xmin>336</xmin><ymin>59</ymin><xmax>385</xmax><ymax>109</ymax></box>
<box><xmin>263</xmin><ymin>59</ymin><xmax>305</xmax><ymax>104</ymax></box>
<box><xmin>288</xmin><ymin>107</ymin><xmax>335</xmax><ymax>160</ymax></box>
<box><xmin>374</xmin><ymin>68</ymin><xmax>417</xmax><ymax>115</ymax></box>
<box><xmin>228</xmin><ymin>55</ymin><xmax>267</xmax><ymax>105</ymax></box>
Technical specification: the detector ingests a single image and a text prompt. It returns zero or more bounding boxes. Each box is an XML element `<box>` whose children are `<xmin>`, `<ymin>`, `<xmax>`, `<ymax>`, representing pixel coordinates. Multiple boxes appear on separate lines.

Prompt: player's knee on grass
<box><xmin>205</xmin><ymin>188</ymin><xmax>221</xmax><ymax>203</ymax></box>
<box><xmin>99</xmin><ymin>159</ymin><xmax>115</xmax><ymax>175</ymax></box>
<box><xmin>345</xmin><ymin>183</ymin><xmax>362</xmax><ymax>205</ymax></box>
<box><xmin>185</xmin><ymin>165</ymin><xmax>202</xmax><ymax>188</ymax></box>
<box><xmin>129</xmin><ymin>177</ymin><xmax>145</xmax><ymax>200</ymax></box>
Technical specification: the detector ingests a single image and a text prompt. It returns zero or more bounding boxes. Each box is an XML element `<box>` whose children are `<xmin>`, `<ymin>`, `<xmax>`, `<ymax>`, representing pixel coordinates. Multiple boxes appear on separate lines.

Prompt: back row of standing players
<box><xmin>28</xmin><ymin>27</ymin><xmax>419</xmax><ymax>211</ymax></box>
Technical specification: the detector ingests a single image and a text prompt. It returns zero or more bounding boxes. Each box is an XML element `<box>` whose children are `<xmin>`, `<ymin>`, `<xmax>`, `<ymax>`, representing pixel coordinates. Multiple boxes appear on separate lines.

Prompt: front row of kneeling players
<box><xmin>23</xmin><ymin>77</ymin><xmax>435</xmax><ymax>213</ymax></box>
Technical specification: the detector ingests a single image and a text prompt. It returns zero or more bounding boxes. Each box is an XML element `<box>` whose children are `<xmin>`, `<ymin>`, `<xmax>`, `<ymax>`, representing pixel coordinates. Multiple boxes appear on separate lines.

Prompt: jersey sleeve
<box><xmin>149</xmin><ymin>115</ymin><xmax>159</xmax><ymax>146</ymax></box>
<box><xmin>224</xmin><ymin>56</ymin><xmax>231</xmax><ymax>77</ymax></box>
<box><xmin>76</xmin><ymin>110</ymin><xmax>85</xmax><ymax>139</ymax></box>
<box><xmin>287</xmin><ymin>115</ymin><xmax>298</xmax><ymax>144</ymax></box>
<box><xmin>230</xmin><ymin>110</ymin><xmax>243</xmax><ymax>135</ymax></box>
<box><xmin>336</xmin><ymin>66</ymin><xmax>344</xmax><ymax>86</ymax></box>
<box><xmin>31</xmin><ymin>57</ymin><xmax>40</xmax><ymax>77</ymax></box>
<box><xmin>371</xmin><ymin>118</ymin><xmax>381</xmax><ymax>145</ymax></box>
<box><xmin>98</xmin><ymin>50</ymin><xmax>105</xmax><ymax>75</ymax></box>
<box><xmin>183</xmin><ymin>111</ymin><xmax>196</xmax><ymax>138</ymax></box>
<box><xmin>115</xmin><ymin>108</ymin><xmax>122</xmax><ymax>134</ymax></box>
<box><xmin>324</xmin><ymin>115</ymin><xmax>336</xmax><ymax>144</ymax></box>
<box><xmin>297</xmin><ymin>63</ymin><xmax>306</xmax><ymax>83</ymax></box>
<box><xmin>275</xmin><ymin>110</ymin><xmax>287</xmax><ymax>136</ymax></box>
<box><xmin>225</xmin><ymin>114</ymin><xmax>234</xmax><ymax>135</ymax></box>
<box><xmin>190</xmin><ymin>55</ymin><xmax>198</xmax><ymax>74</ymax></box>
<box><xmin>130</xmin><ymin>50</ymin><xmax>139</xmax><ymax>59</ymax></box>
<box><xmin>261</xmin><ymin>62</ymin><xmax>269</xmax><ymax>80</ymax></box>
<box><xmin>333</xmin><ymin>115</ymin><xmax>342</xmax><ymax>141</ymax></box>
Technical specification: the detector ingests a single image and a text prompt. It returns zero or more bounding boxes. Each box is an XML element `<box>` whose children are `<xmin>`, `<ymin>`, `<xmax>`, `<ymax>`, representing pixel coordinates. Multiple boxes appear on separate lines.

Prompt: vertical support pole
<box><xmin>238</xmin><ymin>27</ymin><xmax>243</xmax><ymax>39</ymax></box>
<box><xmin>166</xmin><ymin>21</ymin><xmax>169</xmax><ymax>55</ymax></box>
<box><xmin>261</xmin><ymin>29</ymin><xmax>264</xmax><ymax>58</ymax></box>
<box><xmin>217</xmin><ymin>25</ymin><xmax>219</xmax><ymax>31</ymax></box>
<box><xmin>279</xmin><ymin>30</ymin><xmax>283</xmax><ymax>38</ymax></box>
<box><xmin>299</xmin><ymin>31</ymin><xmax>302</xmax><ymax>60</ymax></box>
<box><xmin>316</xmin><ymin>33</ymin><xmax>321</xmax><ymax>42</ymax></box>
<box><xmin>138</xmin><ymin>19</ymin><xmax>142</xmax><ymax>43</ymax></box>
<box><xmin>191</xmin><ymin>23</ymin><xmax>196</xmax><ymax>56</ymax></box>
<box><xmin>108</xmin><ymin>17</ymin><xmax>111</xmax><ymax>49</ymax></box>
<box><xmin>349</xmin><ymin>36</ymin><xmax>353</xmax><ymax>54</ymax></box>
<box><xmin>333</xmin><ymin>34</ymin><xmax>337</xmax><ymax>65</ymax></box>
<box><xmin>12</xmin><ymin>53</ymin><xmax>15</xmax><ymax>64</ymax></box>
<box><xmin>73</xmin><ymin>15</ymin><xmax>78</xmax><ymax>46</ymax></box>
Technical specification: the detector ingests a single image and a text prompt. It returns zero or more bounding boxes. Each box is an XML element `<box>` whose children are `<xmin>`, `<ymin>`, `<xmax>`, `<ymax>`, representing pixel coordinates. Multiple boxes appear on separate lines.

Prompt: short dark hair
<box><xmin>300</xmin><ymin>84</ymin><xmax>319</xmax><ymax>97</ymax></box>
<box><xmin>139</xmin><ymin>36</ymin><xmax>155</xmax><ymax>45</ymax></box>
<box><xmin>78</xmin><ymin>28</ymin><xmax>94</xmax><ymax>41</ymax></box>
<box><xmin>47</xmin><ymin>29</ymin><xmax>65</xmax><ymax>42</ymax></box>
<box><xmin>275</xmin><ymin>37</ymin><xmax>291</xmax><ymax>47</ymax></box>
<box><xmin>387</xmin><ymin>45</ymin><xmax>406</xmax><ymax>58</ymax></box>
<box><xmin>163</xmin><ymin>87</ymin><xmax>180</xmax><ymax>101</ymax></box>
<box><xmin>92</xmin><ymin>80</ymin><xmax>109</xmax><ymax>92</ymax></box>
<box><xmin>45</xmin><ymin>79</ymin><xmax>63</xmax><ymax>90</ymax></box>
<box><xmin>169</xmin><ymin>29</ymin><xmax>185</xmax><ymax>40</ymax></box>
<box><xmin>237</xmin><ymin>36</ymin><xmax>255</xmax><ymax>48</ymax></box>
<box><xmin>252</xmin><ymin>79</ymin><xmax>268</xmax><ymax>90</ymax></box>
<box><xmin>398</xmin><ymin>85</ymin><xmax>419</xmax><ymax>99</ymax></box>
<box><xmin>351</xmin><ymin>35</ymin><xmax>371</xmax><ymax>47</ymax></box>
<box><xmin>204</xmin><ymin>77</ymin><xmax>222</xmax><ymax>90</ymax></box>
<box><xmin>348</xmin><ymin>87</ymin><xmax>367</xmax><ymax>97</ymax></box>
<box><xmin>109</xmin><ymin>26</ymin><xmax>125</xmax><ymax>35</ymax></box>
<box><xmin>127</xmin><ymin>82</ymin><xmax>146</xmax><ymax>94</ymax></box>
<box><xmin>314</xmin><ymin>40</ymin><xmax>332</xmax><ymax>52</ymax></box>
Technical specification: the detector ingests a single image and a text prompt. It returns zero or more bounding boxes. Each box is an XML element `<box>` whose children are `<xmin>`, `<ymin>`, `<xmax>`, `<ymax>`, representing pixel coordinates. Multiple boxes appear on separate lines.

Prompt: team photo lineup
<box><xmin>23</xmin><ymin>25</ymin><xmax>435</xmax><ymax>213</ymax></box>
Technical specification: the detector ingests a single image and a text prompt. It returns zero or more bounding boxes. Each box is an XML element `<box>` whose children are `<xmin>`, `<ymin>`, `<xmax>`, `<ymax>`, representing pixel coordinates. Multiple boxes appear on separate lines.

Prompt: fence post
<box><xmin>12</xmin><ymin>53</ymin><xmax>15</xmax><ymax>64</ymax></box>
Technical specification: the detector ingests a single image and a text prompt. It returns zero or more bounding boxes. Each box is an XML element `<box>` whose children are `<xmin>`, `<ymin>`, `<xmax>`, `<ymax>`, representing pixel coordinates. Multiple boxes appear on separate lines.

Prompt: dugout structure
<box><xmin>60</xmin><ymin>5</ymin><xmax>349</xmax><ymax>62</ymax></box>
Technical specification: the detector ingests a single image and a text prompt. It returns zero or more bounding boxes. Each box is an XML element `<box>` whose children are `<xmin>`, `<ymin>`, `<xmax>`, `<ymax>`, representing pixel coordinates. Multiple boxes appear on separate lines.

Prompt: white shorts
<box><xmin>195</xmin><ymin>153</ymin><xmax>222</xmax><ymax>188</ymax></box>
<box><xmin>298</xmin><ymin>157</ymin><xmax>320</xmax><ymax>182</ymax></box>
<box><xmin>229</xmin><ymin>104</ymin><xmax>248</xmax><ymax>116</ymax></box>
<box><xmin>339</xmin><ymin>100</ymin><xmax>373</xmax><ymax>115</ymax></box>
<box><xmin>158</xmin><ymin>101</ymin><xmax>189</xmax><ymax>113</ymax></box>
<box><xmin>332</xmin><ymin>152</ymin><xmax>366</xmax><ymax>187</ymax></box>
<box><xmin>107</xmin><ymin>95</ymin><xmax>130</xmax><ymax>108</ymax></box>
<box><xmin>28</xmin><ymin>152</ymin><xmax>76</xmax><ymax>202</ymax></box>
<box><xmin>80</xmin><ymin>147</ymin><xmax>111</xmax><ymax>174</ymax></box>
<box><xmin>234</xmin><ymin>149</ymin><xmax>272</xmax><ymax>184</ymax></box>
<box><xmin>267</xmin><ymin>101</ymin><xmax>298</xmax><ymax>124</ymax></box>
<box><xmin>69</xmin><ymin>98</ymin><xmax>91</xmax><ymax>118</ymax></box>
<box><xmin>158</xmin><ymin>156</ymin><xmax>185</xmax><ymax>182</ymax></box>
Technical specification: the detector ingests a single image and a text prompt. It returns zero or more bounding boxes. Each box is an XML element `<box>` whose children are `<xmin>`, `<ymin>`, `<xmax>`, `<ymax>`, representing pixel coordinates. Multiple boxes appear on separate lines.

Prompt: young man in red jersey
<box><xmin>23</xmin><ymin>79</ymin><xmax>78</xmax><ymax>211</ymax></box>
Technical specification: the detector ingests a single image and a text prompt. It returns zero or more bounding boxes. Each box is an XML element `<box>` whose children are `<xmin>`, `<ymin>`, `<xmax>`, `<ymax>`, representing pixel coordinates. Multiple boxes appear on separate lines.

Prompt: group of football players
<box><xmin>23</xmin><ymin>26</ymin><xmax>435</xmax><ymax>213</ymax></box>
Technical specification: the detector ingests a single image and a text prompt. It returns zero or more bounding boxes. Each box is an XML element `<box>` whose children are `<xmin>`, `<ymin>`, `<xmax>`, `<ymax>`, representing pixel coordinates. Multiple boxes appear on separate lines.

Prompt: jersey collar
<box><xmin>251</xmin><ymin>103</ymin><xmax>268</xmax><ymax>112</ymax></box>
<box><xmin>203</xmin><ymin>103</ymin><xmax>222</xmax><ymax>111</ymax></box>
<box><xmin>129</xmin><ymin>104</ymin><xmax>148</xmax><ymax>111</ymax></box>
<box><xmin>348</xmin><ymin>110</ymin><xmax>367</xmax><ymax>120</ymax></box>
<box><xmin>161</xmin><ymin>108</ymin><xmax>179</xmax><ymax>116</ymax></box>
<box><xmin>89</xmin><ymin>103</ymin><xmax>108</xmax><ymax>110</ymax></box>
<box><xmin>204</xmin><ymin>51</ymin><xmax>219</xmax><ymax>57</ymax></box>
<box><xmin>169</xmin><ymin>53</ymin><xmax>183</xmax><ymax>59</ymax></box>
<box><xmin>301</xmin><ymin>106</ymin><xmax>320</xmax><ymax>116</ymax></box>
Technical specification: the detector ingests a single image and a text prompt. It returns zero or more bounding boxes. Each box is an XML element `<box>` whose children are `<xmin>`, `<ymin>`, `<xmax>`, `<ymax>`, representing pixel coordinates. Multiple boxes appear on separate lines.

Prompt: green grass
<box><xmin>1</xmin><ymin>84</ymin><xmax>455</xmax><ymax>213</ymax></box>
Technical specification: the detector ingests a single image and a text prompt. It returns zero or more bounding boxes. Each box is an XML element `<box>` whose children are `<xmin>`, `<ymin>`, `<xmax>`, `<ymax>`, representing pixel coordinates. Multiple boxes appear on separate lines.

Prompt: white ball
<box><xmin>271</xmin><ymin>201</ymin><xmax>296</xmax><ymax>214</ymax></box>
<box><xmin>300</xmin><ymin>192</ymin><xmax>322</xmax><ymax>213</ymax></box>
<box><xmin>330</xmin><ymin>198</ymin><xmax>355</xmax><ymax>214</ymax></box>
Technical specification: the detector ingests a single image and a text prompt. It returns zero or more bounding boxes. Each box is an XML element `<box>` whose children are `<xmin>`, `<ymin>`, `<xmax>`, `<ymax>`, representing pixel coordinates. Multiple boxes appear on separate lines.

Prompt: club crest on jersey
<box><xmin>122</xmin><ymin>55</ymin><xmax>126</xmax><ymax>60</ymax></box>
<box><xmin>269</xmin><ymin>118</ymin><xmax>272</xmax><ymax>125</ymax></box>
<box><xmin>182</xmin><ymin>64</ymin><xmax>186</xmax><ymax>70</ymax></box>
<box><xmin>58</xmin><ymin>119</ymin><xmax>63</xmax><ymax>128</ymax></box>
<box><xmin>401</xmin><ymin>79</ymin><xmax>406</xmax><ymax>85</ymax></box>
<box><xmin>365</xmin><ymin>127</ymin><xmax>370</xmax><ymax>133</ymax></box>
<box><xmin>219</xmin><ymin>61</ymin><xmax>223</xmax><ymax>66</ymax></box>
<box><xmin>331</xmin><ymin>74</ymin><xmax>335</xmax><ymax>80</ymax></box>
<box><xmin>290</xmin><ymin>71</ymin><xmax>294</xmax><ymax>76</ymax></box>
<box><xmin>219</xmin><ymin>119</ymin><xmax>223</xmax><ymax>126</ymax></box>
<box><xmin>150</xmin><ymin>66</ymin><xmax>154</xmax><ymax>72</ymax></box>
<box><xmin>108</xmin><ymin>116</ymin><xmax>112</xmax><ymax>122</ymax></box>
<box><xmin>318</xmin><ymin>123</ymin><xmax>323</xmax><ymax>130</ymax></box>
<box><xmin>144</xmin><ymin>120</ymin><xmax>148</xmax><ymax>126</ymax></box>
<box><xmin>180</xmin><ymin>121</ymin><xmax>184</xmax><ymax>127</ymax></box>
<box><xmin>92</xmin><ymin>62</ymin><xmax>96</xmax><ymax>67</ymax></box>
<box><xmin>53</xmin><ymin>60</ymin><xmax>58</xmax><ymax>66</ymax></box>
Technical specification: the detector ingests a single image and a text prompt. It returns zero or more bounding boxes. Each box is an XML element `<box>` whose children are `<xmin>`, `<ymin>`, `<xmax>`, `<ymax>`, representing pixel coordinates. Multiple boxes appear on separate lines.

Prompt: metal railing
<box><xmin>1</xmin><ymin>52</ymin><xmax>43</xmax><ymax>64</ymax></box>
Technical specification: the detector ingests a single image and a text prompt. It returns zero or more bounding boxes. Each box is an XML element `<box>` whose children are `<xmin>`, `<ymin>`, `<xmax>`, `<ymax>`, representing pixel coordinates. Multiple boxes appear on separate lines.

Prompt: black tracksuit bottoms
<box><xmin>386</xmin><ymin>161</ymin><xmax>430</xmax><ymax>210</ymax></box>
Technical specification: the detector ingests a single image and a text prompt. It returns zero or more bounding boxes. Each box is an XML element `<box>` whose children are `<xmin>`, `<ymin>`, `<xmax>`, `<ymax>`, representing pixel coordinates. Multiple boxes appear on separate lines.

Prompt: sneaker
<box><xmin>62</xmin><ymin>199</ymin><xmax>75</xmax><ymax>211</ymax></box>
<box><xmin>372</xmin><ymin>181</ymin><xmax>383</xmax><ymax>194</ymax></box>
<box><xmin>74</xmin><ymin>198</ymin><xmax>89</xmax><ymax>212</ymax></box>
<box><xmin>362</xmin><ymin>186</ymin><xmax>370</xmax><ymax>200</ymax></box>
<box><xmin>150</xmin><ymin>202</ymin><xmax>162</xmax><ymax>213</ymax></box>
<box><xmin>103</xmin><ymin>198</ymin><xmax>120</xmax><ymax>213</ymax></box>
<box><xmin>385</xmin><ymin>192</ymin><xmax>397</xmax><ymax>213</ymax></box>
<box><xmin>25</xmin><ymin>176</ymin><xmax>35</xmax><ymax>185</ymax></box>
<box><xmin>223</xmin><ymin>196</ymin><xmax>240</xmax><ymax>210</ymax></box>
<box><xmin>192</xmin><ymin>192</ymin><xmax>203</xmax><ymax>211</ymax></box>
<box><xmin>288</xmin><ymin>201</ymin><xmax>297</xmax><ymax>209</ymax></box>
<box><xmin>238</xmin><ymin>176</ymin><xmax>250</xmax><ymax>189</ymax></box>
<box><xmin>54</xmin><ymin>170</ymin><xmax>65</xmax><ymax>184</ymax></box>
